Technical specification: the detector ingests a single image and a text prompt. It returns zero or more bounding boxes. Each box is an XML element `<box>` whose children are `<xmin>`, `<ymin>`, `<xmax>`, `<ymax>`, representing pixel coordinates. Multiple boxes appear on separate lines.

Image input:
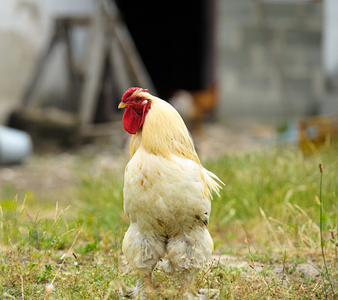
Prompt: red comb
<box><xmin>122</xmin><ymin>87</ymin><xmax>149</xmax><ymax>101</ymax></box>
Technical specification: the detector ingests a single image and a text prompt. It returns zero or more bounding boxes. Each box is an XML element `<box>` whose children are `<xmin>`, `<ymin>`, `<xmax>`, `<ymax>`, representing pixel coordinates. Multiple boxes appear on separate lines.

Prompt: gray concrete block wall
<box><xmin>217</xmin><ymin>0</ymin><xmax>323</xmax><ymax>125</ymax></box>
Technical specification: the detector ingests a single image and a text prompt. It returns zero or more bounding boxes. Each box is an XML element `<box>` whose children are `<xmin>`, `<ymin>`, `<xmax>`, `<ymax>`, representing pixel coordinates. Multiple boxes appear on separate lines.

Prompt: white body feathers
<box><xmin>121</xmin><ymin>94</ymin><xmax>223</xmax><ymax>275</ymax></box>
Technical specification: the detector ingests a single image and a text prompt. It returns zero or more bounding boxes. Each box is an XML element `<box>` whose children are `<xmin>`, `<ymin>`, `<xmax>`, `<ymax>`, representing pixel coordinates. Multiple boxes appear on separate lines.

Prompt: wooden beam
<box><xmin>78</xmin><ymin>14</ymin><xmax>107</xmax><ymax>126</ymax></box>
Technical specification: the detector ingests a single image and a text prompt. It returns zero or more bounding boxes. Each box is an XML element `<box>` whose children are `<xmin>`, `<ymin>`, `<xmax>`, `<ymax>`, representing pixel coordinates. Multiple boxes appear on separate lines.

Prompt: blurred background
<box><xmin>1</xmin><ymin>2</ymin><xmax>338</xmax><ymax>296</ymax></box>
<box><xmin>0</xmin><ymin>0</ymin><xmax>337</xmax><ymax>163</ymax></box>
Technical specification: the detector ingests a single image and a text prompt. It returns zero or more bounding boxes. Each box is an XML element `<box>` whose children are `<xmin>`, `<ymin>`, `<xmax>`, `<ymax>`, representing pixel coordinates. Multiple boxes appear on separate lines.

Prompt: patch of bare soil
<box><xmin>194</xmin><ymin>123</ymin><xmax>270</xmax><ymax>160</ymax></box>
<box><xmin>0</xmin><ymin>153</ymin><xmax>79</xmax><ymax>202</ymax></box>
<box><xmin>212</xmin><ymin>254</ymin><xmax>321</xmax><ymax>280</ymax></box>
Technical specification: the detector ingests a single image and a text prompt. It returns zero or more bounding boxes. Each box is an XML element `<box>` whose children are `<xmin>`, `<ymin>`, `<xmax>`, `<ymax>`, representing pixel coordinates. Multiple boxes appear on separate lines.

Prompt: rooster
<box><xmin>118</xmin><ymin>87</ymin><xmax>223</xmax><ymax>297</ymax></box>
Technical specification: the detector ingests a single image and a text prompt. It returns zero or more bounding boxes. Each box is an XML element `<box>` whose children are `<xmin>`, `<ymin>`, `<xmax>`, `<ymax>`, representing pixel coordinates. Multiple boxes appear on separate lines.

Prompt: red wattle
<box><xmin>123</xmin><ymin>107</ymin><xmax>141</xmax><ymax>134</ymax></box>
<box><xmin>122</xmin><ymin>102</ymin><xmax>150</xmax><ymax>134</ymax></box>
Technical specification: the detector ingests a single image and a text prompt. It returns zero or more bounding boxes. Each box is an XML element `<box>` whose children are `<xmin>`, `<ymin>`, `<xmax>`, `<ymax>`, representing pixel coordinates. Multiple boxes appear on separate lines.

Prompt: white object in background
<box><xmin>324</xmin><ymin>0</ymin><xmax>338</xmax><ymax>77</ymax></box>
<box><xmin>0</xmin><ymin>126</ymin><xmax>32</xmax><ymax>164</ymax></box>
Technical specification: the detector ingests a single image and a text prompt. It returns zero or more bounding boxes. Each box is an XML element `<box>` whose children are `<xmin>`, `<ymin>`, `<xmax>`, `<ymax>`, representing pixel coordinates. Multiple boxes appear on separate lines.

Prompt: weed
<box><xmin>318</xmin><ymin>162</ymin><xmax>335</xmax><ymax>295</ymax></box>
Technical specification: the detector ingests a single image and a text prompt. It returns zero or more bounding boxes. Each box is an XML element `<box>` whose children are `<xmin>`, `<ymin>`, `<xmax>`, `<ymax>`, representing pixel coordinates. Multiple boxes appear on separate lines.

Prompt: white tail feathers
<box><xmin>202</xmin><ymin>168</ymin><xmax>225</xmax><ymax>199</ymax></box>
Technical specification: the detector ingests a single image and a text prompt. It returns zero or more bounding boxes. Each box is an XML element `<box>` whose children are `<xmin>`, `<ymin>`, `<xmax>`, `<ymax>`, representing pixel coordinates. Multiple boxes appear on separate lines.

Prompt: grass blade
<box><xmin>318</xmin><ymin>163</ymin><xmax>335</xmax><ymax>296</ymax></box>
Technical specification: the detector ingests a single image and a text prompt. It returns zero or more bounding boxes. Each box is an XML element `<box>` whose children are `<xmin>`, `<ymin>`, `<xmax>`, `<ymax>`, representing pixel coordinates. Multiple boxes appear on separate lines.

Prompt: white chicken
<box><xmin>118</xmin><ymin>87</ymin><xmax>223</xmax><ymax>296</ymax></box>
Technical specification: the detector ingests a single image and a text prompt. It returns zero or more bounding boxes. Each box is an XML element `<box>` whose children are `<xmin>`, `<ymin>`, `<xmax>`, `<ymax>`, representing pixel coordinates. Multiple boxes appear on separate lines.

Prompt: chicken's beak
<box><xmin>118</xmin><ymin>102</ymin><xmax>127</xmax><ymax>109</ymax></box>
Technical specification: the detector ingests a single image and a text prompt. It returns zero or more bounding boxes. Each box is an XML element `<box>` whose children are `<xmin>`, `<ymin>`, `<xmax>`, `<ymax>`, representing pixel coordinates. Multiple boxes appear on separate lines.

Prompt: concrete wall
<box><xmin>217</xmin><ymin>0</ymin><xmax>324</xmax><ymax>126</ymax></box>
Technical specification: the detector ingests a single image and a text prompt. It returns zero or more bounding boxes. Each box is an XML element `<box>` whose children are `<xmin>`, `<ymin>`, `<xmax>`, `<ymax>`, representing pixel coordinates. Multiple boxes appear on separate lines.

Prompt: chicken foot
<box><xmin>133</xmin><ymin>273</ymin><xmax>157</xmax><ymax>299</ymax></box>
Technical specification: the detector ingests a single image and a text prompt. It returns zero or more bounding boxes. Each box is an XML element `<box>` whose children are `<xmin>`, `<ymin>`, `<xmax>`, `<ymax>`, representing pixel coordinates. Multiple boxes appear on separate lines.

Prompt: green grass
<box><xmin>0</xmin><ymin>144</ymin><xmax>337</xmax><ymax>299</ymax></box>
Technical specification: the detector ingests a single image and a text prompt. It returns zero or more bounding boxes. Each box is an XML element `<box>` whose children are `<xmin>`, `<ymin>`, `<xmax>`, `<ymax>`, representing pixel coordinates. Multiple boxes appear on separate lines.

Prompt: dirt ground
<box><xmin>211</xmin><ymin>254</ymin><xmax>321</xmax><ymax>281</ymax></box>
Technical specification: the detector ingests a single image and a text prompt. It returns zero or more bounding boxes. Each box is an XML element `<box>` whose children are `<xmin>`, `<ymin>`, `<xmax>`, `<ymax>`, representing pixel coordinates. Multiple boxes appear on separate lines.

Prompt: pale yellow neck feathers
<box><xmin>130</xmin><ymin>95</ymin><xmax>200</xmax><ymax>165</ymax></box>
